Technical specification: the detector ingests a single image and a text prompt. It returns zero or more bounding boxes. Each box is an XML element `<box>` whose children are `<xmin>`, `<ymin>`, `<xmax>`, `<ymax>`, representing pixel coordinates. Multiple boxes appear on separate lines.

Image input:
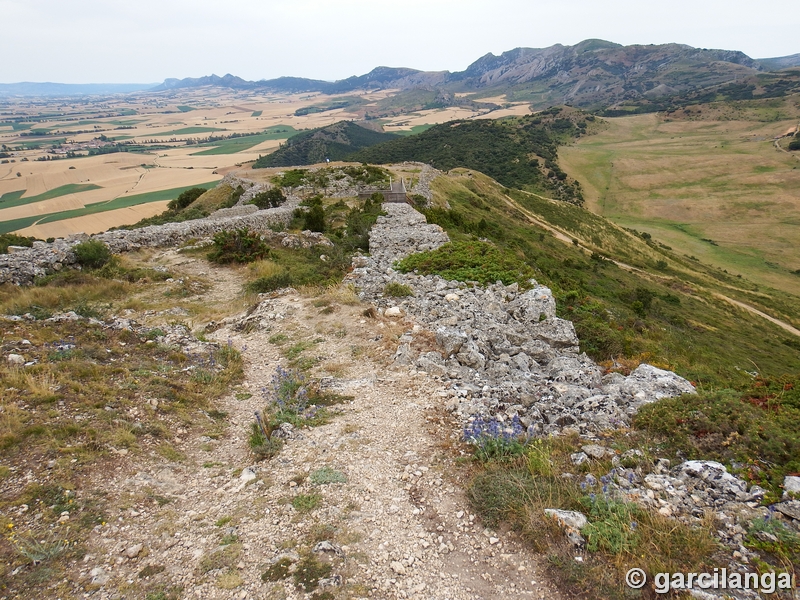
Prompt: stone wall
<box><xmin>0</xmin><ymin>189</ymin><xmax>300</xmax><ymax>285</ymax></box>
<box><xmin>344</xmin><ymin>202</ymin><xmax>795</xmax><ymax>564</ymax></box>
<box><xmin>346</xmin><ymin>203</ymin><xmax>696</xmax><ymax>437</ymax></box>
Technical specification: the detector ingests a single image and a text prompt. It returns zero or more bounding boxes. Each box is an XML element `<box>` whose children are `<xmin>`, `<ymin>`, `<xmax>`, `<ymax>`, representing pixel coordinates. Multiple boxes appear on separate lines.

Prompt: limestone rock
<box><xmin>544</xmin><ymin>509</ymin><xmax>588</xmax><ymax>530</ymax></box>
<box><xmin>384</xmin><ymin>306</ymin><xmax>403</xmax><ymax>318</ymax></box>
<box><xmin>6</xmin><ymin>354</ymin><xmax>25</xmax><ymax>366</ymax></box>
<box><xmin>436</xmin><ymin>327</ymin><xmax>467</xmax><ymax>356</ymax></box>
<box><xmin>773</xmin><ymin>500</ymin><xmax>800</xmax><ymax>521</ymax></box>
<box><xmin>783</xmin><ymin>475</ymin><xmax>800</xmax><ymax>496</ymax></box>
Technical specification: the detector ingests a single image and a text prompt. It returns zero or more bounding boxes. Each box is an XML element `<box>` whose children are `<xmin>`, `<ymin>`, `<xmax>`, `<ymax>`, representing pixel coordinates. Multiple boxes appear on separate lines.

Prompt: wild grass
<box><xmin>467</xmin><ymin>436</ymin><xmax>718</xmax><ymax>598</ymax></box>
<box><xmin>383</xmin><ymin>282</ymin><xmax>414</xmax><ymax>297</ymax></box>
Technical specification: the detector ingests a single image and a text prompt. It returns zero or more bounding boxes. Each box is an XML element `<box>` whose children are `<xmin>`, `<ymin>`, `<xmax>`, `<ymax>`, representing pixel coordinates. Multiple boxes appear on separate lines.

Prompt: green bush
<box><xmin>73</xmin><ymin>239</ymin><xmax>112</xmax><ymax>269</ymax></box>
<box><xmin>248</xmin><ymin>272</ymin><xmax>293</xmax><ymax>293</ymax></box>
<box><xmin>789</xmin><ymin>138</ymin><xmax>800</xmax><ymax>151</ymax></box>
<box><xmin>207</xmin><ymin>229</ymin><xmax>269</xmax><ymax>264</ymax></box>
<box><xmin>250</xmin><ymin>188</ymin><xmax>286</xmax><ymax>209</ymax></box>
<box><xmin>167</xmin><ymin>187</ymin><xmax>206</xmax><ymax>211</ymax></box>
<box><xmin>579</xmin><ymin>496</ymin><xmax>643</xmax><ymax>554</ymax></box>
<box><xmin>0</xmin><ymin>233</ymin><xmax>35</xmax><ymax>254</ymax></box>
<box><xmin>383</xmin><ymin>282</ymin><xmax>414</xmax><ymax>297</ymax></box>
<box><xmin>272</xmin><ymin>169</ymin><xmax>307</xmax><ymax>188</ymax></box>
<box><xmin>302</xmin><ymin>205</ymin><xmax>326</xmax><ymax>232</ymax></box>
<box><xmin>395</xmin><ymin>240</ymin><xmax>535</xmax><ymax>287</ymax></box>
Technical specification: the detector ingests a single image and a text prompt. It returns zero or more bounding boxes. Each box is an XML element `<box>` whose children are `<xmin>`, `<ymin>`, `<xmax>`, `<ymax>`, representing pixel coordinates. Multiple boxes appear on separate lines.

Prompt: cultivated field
<box><xmin>560</xmin><ymin>99</ymin><xmax>800</xmax><ymax>294</ymax></box>
<box><xmin>0</xmin><ymin>87</ymin><xmax>526</xmax><ymax>236</ymax></box>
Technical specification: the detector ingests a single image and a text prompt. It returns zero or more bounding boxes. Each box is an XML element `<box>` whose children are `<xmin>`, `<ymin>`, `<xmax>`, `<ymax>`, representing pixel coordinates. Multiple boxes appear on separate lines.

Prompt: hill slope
<box><xmin>349</xmin><ymin>109</ymin><xmax>590</xmax><ymax>204</ymax></box>
<box><xmin>252</xmin><ymin>121</ymin><xmax>398</xmax><ymax>168</ymax></box>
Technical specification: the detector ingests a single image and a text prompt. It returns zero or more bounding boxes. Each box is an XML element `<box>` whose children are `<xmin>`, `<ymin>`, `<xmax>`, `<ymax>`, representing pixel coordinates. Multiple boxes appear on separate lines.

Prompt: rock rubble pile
<box><xmin>347</xmin><ymin>203</ymin><xmax>696</xmax><ymax>437</ymax></box>
<box><xmin>0</xmin><ymin>186</ymin><xmax>299</xmax><ymax>285</ymax></box>
<box><xmin>346</xmin><ymin>203</ymin><xmax>800</xmax><ymax>566</ymax></box>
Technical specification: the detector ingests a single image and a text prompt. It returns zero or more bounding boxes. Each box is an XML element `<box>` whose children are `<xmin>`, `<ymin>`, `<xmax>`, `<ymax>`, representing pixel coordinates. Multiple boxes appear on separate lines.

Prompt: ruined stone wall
<box><xmin>0</xmin><ymin>194</ymin><xmax>300</xmax><ymax>285</ymax></box>
<box><xmin>342</xmin><ymin>202</ymin><xmax>789</xmax><ymax>558</ymax></box>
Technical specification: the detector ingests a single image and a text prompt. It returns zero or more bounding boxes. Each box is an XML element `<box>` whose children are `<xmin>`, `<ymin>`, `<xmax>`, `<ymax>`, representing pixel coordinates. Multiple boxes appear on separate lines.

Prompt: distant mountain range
<box><xmin>152</xmin><ymin>40</ymin><xmax>800</xmax><ymax>110</ymax></box>
<box><xmin>3</xmin><ymin>40</ymin><xmax>800</xmax><ymax>109</ymax></box>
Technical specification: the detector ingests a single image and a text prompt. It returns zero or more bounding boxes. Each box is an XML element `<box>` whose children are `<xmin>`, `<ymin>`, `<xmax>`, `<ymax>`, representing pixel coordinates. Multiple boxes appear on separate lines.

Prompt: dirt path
<box><xmin>773</xmin><ymin>122</ymin><xmax>799</xmax><ymax>161</ymax></box>
<box><xmin>81</xmin><ymin>255</ymin><xmax>560</xmax><ymax>599</ymax></box>
<box><xmin>712</xmin><ymin>292</ymin><xmax>800</xmax><ymax>337</ymax></box>
<box><xmin>500</xmin><ymin>191</ymin><xmax>800</xmax><ymax>339</ymax></box>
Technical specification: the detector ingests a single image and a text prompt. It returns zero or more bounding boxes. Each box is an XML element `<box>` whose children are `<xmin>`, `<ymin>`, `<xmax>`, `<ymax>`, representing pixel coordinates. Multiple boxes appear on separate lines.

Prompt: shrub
<box><xmin>0</xmin><ymin>233</ymin><xmax>35</xmax><ymax>254</ymax></box>
<box><xmin>291</xmin><ymin>493</ymin><xmax>322</xmax><ymax>512</ymax></box>
<box><xmin>248</xmin><ymin>272</ymin><xmax>293</xmax><ymax>293</ymax></box>
<box><xmin>383</xmin><ymin>282</ymin><xmax>414</xmax><ymax>297</ymax></box>
<box><xmin>579</xmin><ymin>496</ymin><xmax>643</xmax><ymax>553</ymax></box>
<box><xmin>207</xmin><ymin>229</ymin><xmax>269</xmax><ymax>264</ymax></box>
<box><xmin>395</xmin><ymin>240</ymin><xmax>535</xmax><ymax>287</ymax></box>
<box><xmin>167</xmin><ymin>187</ymin><xmax>207</xmax><ymax>211</ymax></box>
<box><xmin>73</xmin><ymin>239</ymin><xmax>112</xmax><ymax>269</ymax></box>
<box><xmin>250</xmin><ymin>187</ymin><xmax>286</xmax><ymax>209</ymax></box>
<box><xmin>302</xmin><ymin>205</ymin><xmax>326</xmax><ymax>232</ymax></box>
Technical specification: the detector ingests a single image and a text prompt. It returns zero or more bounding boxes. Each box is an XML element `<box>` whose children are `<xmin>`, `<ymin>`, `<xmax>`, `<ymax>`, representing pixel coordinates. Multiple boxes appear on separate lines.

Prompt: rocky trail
<box><xmin>79</xmin><ymin>255</ymin><xmax>562</xmax><ymax>599</ymax></box>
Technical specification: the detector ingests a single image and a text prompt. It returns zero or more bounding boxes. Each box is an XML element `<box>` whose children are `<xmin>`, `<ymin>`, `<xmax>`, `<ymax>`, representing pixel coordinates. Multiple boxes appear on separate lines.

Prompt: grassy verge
<box><xmin>465</xmin><ymin>433</ymin><xmax>719</xmax><ymax>599</ymax></box>
<box><xmin>0</xmin><ymin>252</ymin><xmax>245</xmax><ymax>598</ymax></box>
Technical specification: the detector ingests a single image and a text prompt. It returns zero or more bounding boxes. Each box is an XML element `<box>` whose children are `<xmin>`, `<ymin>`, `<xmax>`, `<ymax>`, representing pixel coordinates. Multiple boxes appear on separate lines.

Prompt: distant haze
<box><xmin>1</xmin><ymin>0</ymin><xmax>799</xmax><ymax>84</ymax></box>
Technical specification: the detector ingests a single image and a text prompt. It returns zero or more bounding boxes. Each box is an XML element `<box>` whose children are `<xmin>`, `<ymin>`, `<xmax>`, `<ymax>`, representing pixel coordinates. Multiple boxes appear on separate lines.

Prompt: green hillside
<box><xmin>419</xmin><ymin>170</ymin><xmax>800</xmax><ymax>386</ymax></box>
<box><xmin>252</xmin><ymin>121</ymin><xmax>397</xmax><ymax>167</ymax></box>
<box><xmin>350</xmin><ymin>108</ymin><xmax>591</xmax><ymax>205</ymax></box>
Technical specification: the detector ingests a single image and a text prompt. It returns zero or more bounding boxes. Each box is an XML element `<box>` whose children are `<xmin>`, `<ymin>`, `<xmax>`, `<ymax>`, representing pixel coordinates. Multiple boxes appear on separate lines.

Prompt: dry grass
<box><xmin>0</xmin><ymin>253</ymin><xmax>246</xmax><ymax>598</ymax></box>
<box><xmin>560</xmin><ymin>105</ymin><xmax>800</xmax><ymax>293</ymax></box>
<box><xmin>247</xmin><ymin>259</ymin><xmax>284</xmax><ymax>280</ymax></box>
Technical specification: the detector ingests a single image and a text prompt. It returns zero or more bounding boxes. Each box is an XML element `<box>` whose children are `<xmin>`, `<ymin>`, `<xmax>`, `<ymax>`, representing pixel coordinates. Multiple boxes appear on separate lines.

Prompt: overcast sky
<box><xmin>2</xmin><ymin>0</ymin><xmax>798</xmax><ymax>83</ymax></box>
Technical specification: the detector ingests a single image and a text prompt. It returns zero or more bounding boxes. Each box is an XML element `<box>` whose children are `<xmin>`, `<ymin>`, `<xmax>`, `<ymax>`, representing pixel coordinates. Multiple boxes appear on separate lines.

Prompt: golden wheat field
<box><xmin>0</xmin><ymin>86</ymin><xmax>519</xmax><ymax>235</ymax></box>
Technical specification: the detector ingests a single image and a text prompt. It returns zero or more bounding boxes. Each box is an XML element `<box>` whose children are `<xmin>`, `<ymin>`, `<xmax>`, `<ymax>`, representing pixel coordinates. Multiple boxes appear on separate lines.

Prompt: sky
<box><xmin>2</xmin><ymin>0</ymin><xmax>799</xmax><ymax>84</ymax></box>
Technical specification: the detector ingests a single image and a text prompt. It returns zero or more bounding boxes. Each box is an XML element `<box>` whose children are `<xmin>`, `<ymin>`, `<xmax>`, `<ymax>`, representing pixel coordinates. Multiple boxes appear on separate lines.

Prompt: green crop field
<box><xmin>560</xmin><ymin>102</ymin><xmax>800</xmax><ymax>294</ymax></box>
<box><xmin>14</xmin><ymin>137</ymin><xmax>67</xmax><ymax>149</ymax></box>
<box><xmin>152</xmin><ymin>127</ymin><xmax>225</xmax><ymax>136</ymax></box>
<box><xmin>190</xmin><ymin>126</ymin><xmax>297</xmax><ymax>156</ymax></box>
<box><xmin>177</xmin><ymin>106</ymin><xmax>195</xmax><ymax>112</ymax></box>
<box><xmin>0</xmin><ymin>181</ymin><xmax>219</xmax><ymax>234</ymax></box>
<box><xmin>0</xmin><ymin>184</ymin><xmax>102</xmax><ymax>209</ymax></box>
